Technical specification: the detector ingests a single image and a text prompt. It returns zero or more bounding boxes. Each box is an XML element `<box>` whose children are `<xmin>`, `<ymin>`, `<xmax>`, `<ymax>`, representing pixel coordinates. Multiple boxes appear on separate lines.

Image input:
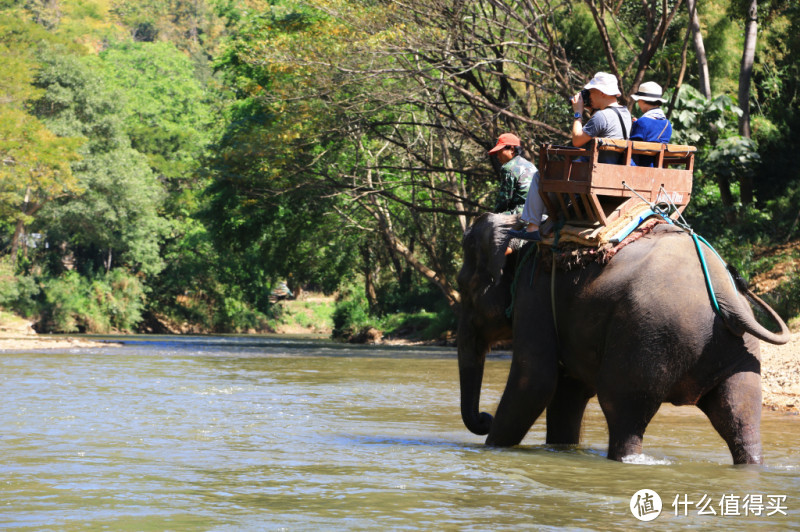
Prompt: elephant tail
<box><xmin>723</xmin><ymin>265</ymin><xmax>791</xmax><ymax>345</ymax></box>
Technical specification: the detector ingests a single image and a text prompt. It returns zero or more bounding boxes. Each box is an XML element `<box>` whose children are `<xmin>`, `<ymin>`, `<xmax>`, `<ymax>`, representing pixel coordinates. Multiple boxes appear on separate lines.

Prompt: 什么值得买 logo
<box><xmin>630</xmin><ymin>489</ymin><xmax>663</xmax><ymax>521</ymax></box>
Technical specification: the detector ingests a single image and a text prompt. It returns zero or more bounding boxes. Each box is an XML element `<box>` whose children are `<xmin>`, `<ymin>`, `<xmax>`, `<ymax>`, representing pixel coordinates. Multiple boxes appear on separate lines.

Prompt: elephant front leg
<box><xmin>546</xmin><ymin>372</ymin><xmax>595</xmax><ymax>445</ymax></box>
<box><xmin>486</xmin><ymin>343</ymin><xmax>559</xmax><ymax>447</ymax></box>
<box><xmin>697</xmin><ymin>370</ymin><xmax>763</xmax><ymax>465</ymax></box>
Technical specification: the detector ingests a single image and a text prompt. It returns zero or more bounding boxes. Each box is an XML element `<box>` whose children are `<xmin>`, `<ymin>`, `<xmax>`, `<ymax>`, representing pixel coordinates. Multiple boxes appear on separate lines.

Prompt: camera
<box><xmin>580</xmin><ymin>88</ymin><xmax>592</xmax><ymax>109</ymax></box>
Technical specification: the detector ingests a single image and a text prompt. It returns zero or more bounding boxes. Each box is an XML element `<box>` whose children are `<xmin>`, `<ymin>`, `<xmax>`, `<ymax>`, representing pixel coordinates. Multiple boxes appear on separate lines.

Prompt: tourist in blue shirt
<box><xmin>630</xmin><ymin>81</ymin><xmax>673</xmax><ymax>167</ymax></box>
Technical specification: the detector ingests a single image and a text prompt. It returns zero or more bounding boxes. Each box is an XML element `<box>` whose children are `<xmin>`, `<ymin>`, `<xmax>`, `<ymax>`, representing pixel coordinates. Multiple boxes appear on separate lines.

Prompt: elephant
<box><xmin>457</xmin><ymin>212</ymin><xmax>790</xmax><ymax>464</ymax></box>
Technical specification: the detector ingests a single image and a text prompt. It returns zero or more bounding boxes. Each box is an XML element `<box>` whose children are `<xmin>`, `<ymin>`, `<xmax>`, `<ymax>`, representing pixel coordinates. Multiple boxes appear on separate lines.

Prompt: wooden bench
<box><xmin>538</xmin><ymin>138</ymin><xmax>696</xmax><ymax>226</ymax></box>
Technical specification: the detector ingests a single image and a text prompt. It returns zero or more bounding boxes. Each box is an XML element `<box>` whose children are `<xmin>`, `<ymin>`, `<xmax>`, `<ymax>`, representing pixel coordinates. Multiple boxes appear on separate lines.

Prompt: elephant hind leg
<box><xmin>546</xmin><ymin>373</ymin><xmax>594</xmax><ymax>445</ymax></box>
<box><xmin>598</xmin><ymin>393</ymin><xmax>661</xmax><ymax>461</ymax></box>
<box><xmin>697</xmin><ymin>370</ymin><xmax>763</xmax><ymax>465</ymax></box>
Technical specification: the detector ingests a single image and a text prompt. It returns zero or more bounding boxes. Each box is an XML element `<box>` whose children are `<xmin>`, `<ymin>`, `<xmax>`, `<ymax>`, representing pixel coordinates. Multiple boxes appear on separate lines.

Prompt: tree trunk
<box><xmin>9</xmin><ymin>218</ymin><xmax>25</xmax><ymax>266</ymax></box>
<box><xmin>379</xmin><ymin>225</ymin><xmax>461</xmax><ymax>307</ymax></box>
<box><xmin>667</xmin><ymin>17</ymin><xmax>693</xmax><ymax>118</ymax></box>
<box><xmin>717</xmin><ymin>175</ymin><xmax>738</xmax><ymax>224</ymax></box>
<box><xmin>738</xmin><ymin>0</ymin><xmax>758</xmax><ymax>139</ymax></box>
<box><xmin>586</xmin><ymin>0</ymin><xmax>683</xmax><ymax>108</ymax></box>
<box><xmin>358</xmin><ymin>178</ymin><xmax>462</xmax><ymax>307</ymax></box>
<box><xmin>9</xmin><ymin>186</ymin><xmax>33</xmax><ymax>266</ymax></box>
<box><xmin>738</xmin><ymin>0</ymin><xmax>758</xmax><ymax>206</ymax></box>
<box><xmin>440</xmin><ymin>134</ymin><xmax>467</xmax><ymax>233</ymax></box>
<box><xmin>361</xmin><ymin>245</ymin><xmax>379</xmax><ymax>313</ymax></box>
<box><xmin>787</xmin><ymin>208</ymin><xmax>800</xmax><ymax>243</ymax></box>
<box><xmin>686</xmin><ymin>0</ymin><xmax>711</xmax><ymax>99</ymax></box>
<box><xmin>584</xmin><ymin>0</ymin><xmax>622</xmax><ymax>90</ymax></box>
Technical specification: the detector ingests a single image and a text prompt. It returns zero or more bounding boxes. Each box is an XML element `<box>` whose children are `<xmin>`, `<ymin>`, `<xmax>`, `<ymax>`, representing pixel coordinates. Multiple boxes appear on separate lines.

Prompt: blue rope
<box><xmin>691</xmin><ymin>232</ymin><xmax>722</xmax><ymax>317</ymax></box>
<box><xmin>695</xmin><ymin>233</ymin><xmax>737</xmax><ymax>292</ymax></box>
<box><xmin>619</xmin><ymin>183</ymin><xmax>736</xmax><ymax>317</ymax></box>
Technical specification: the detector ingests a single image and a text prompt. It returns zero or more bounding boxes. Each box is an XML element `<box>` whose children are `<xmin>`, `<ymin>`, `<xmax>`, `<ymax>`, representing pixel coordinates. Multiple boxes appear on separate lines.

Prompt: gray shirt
<box><xmin>582</xmin><ymin>104</ymin><xmax>632</xmax><ymax>164</ymax></box>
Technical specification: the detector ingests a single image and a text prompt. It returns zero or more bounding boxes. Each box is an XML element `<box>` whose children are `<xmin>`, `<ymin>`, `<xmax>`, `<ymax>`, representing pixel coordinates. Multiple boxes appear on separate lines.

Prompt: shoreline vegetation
<box><xmin>2</xmin><ymin>310</ymin><xmax>798</xmax><ymax>415</ymax></box>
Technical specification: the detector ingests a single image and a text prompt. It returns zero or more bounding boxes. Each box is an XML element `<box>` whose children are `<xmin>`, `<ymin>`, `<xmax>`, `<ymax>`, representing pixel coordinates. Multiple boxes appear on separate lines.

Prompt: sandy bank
<box><xmin>760</xmin><ymin>332</ymin><xmax>800</xmax><ymax>414</ymax></box>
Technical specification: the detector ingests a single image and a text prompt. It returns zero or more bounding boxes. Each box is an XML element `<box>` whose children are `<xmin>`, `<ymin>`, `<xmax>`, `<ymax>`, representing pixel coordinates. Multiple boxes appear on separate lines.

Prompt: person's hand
<box><xmin>571</xmin><ymin>93</ymin><xmax>584</xmax><ymax>114</ymax></box>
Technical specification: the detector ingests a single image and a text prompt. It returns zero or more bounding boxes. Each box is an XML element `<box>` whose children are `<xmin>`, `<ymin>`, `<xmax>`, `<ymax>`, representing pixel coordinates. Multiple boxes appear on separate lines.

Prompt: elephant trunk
<box><xmin>457</xmin><ymin>327</ymin><xmax>493</xmax><ymax>435</ymax></box>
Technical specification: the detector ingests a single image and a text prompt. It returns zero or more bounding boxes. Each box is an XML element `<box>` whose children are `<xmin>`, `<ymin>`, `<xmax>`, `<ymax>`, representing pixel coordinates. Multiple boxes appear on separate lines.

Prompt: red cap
<box><xmin>488</xmin><ymin>133</ymin><xmax>521</xmax><ymax>155</ymax></box>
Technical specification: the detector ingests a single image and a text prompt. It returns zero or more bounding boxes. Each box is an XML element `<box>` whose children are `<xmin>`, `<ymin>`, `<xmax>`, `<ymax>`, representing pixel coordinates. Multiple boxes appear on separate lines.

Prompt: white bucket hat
<box><xmin>583</xmin><ymin>72</ymin><xmax>621</xmax><ymax>96</ymax></box>
<box><xmin>631</xmin><ymin>81</ymin><xmax>666</xmax><ymax>103</ymax></box>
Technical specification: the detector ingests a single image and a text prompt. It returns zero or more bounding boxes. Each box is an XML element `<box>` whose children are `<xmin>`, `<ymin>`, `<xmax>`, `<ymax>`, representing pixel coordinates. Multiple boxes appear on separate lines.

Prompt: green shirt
<box><xmin>493</xmin><ymin>155</ymin><xmax>534</xmax><ymax>214</ymax></box>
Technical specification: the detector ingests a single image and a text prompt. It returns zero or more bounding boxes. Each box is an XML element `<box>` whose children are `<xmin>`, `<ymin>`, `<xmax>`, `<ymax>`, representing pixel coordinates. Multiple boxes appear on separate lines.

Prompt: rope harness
<box><xmin>550</xmin><ymin>223</ymin><xmax>563</xmax><ymax>335</ymax></box>
<box><xmin>505</xmin><ymin>242</ymin><xmax>538</xmax><ymax>318</ymax></box>
<box><xmin>620</xmin><ymin>182</ymin><xmax>737</xmax><ymax>318</ymax></box>
<box><xmin>505</xmin><ymin>217</ymin><xmax>565</xmax><ymax>323</ymax></box>
<box><xmin>504</xmin><ymin>185</ymin><xmax>735</xmax><ymax>340</ymax></box>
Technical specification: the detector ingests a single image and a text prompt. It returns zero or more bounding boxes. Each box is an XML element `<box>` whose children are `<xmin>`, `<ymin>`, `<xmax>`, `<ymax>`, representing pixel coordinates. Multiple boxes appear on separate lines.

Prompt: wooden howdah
<box><xmin>538</xmin><ymin>138</ymin><xmax>696</xmax><ymax>226</ymax></box>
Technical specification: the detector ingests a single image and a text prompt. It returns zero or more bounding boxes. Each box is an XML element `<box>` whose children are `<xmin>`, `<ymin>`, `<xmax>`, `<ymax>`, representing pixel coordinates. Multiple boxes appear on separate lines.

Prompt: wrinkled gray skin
<box><xmin>457</xmin><ymin>213</ymin><xmax>790</xmax><ymax>464</ymax></box>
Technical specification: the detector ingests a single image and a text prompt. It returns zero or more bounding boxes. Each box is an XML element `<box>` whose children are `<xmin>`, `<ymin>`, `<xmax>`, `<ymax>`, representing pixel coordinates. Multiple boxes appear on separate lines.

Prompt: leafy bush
<box><xmin>379</xmin><ymin>307</ymin><xmax>457</xmax><ymax>341</ymax></box>
<box><xmin>39</xmin><ymin>270</ymin><xmax>146</xmax><ymax>333</ymax></box>
<box><xmin>332</xmin><ymin>287</ymin><xmax>371</xmax><ymax>339</ymax></box>
<box><xmin>760</xmin><ymin>274</ymin><xmax>800</xmax><ymax>327</ymax></box>
<box><xmin>0</xmin><ymin>259</ymin><xmax>17</xmax><ymax>305</ymax></box>
<box><xmin>0</xmin><ymin>259</ymin><xmax>40</xmax><ymax>317</ymax></box>
<box><xmin>374</xmin><ymin>281</ymin><xmax>447</xmax><ymax>315</ymax></box>
<box><xmin>669</xmin><ymin>85</ymin><xmax>743</xmax><ymax>146</ymax></box>
<box><xmin>97</xmin><ymin>269</ymin><xmax>146</xmax><ymax>331</ymax></box>
<box><xmin>763</xmin><ymin>184</ymin><xmax>800</xmax><ymax>241</ymax></box>
<box><xmin>41</xmin><ymin>272</ymin><xmax>90</xmax><ymax>333</ymax></box>
<box><xmin>214</xmin><ymin>295</ymin><xmax>270</xmax><ymax>333</ymax></box>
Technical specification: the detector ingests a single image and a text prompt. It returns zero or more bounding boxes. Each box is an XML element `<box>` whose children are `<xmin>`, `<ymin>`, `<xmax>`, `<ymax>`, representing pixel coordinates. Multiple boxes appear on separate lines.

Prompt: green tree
<box><xmin>0</xmin><ymin>10</ymin><xmax>82</xmax><ymax>263</ymax></box>
<box><xmin>109</xmin><ymin>0</ymin><xmax>234</xmax><ymax>54</ymax></box>
<box><xmin>204</xmin><ymin>0</ymin><xmax>693</xmax><ymax>314</ymax></box>
<box><xmin>30</xmin><ymin>49</ymin><xmax>168</xmax><ymax>276</ymax></box>
<box><xmin>94</xmin><ymin>40</ymin><xmax>217</xmax><ymax>195</ymax></box>
<box><xmin>675</xmin><ymin>0</ymin><xmax>800</xmax><ymax>227</ymax></box>
<box><xmin>0</xmin><ymin>107</ymin><xmax>82</xmax><ymax>262</ymax></box>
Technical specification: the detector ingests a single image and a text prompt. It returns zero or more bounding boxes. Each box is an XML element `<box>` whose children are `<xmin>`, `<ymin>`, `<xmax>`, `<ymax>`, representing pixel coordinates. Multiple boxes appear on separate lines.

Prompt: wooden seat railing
<box><xmin>538</xmin><ymin>138</ymin><xmax>696</xmax><ymax>226</ymax></box>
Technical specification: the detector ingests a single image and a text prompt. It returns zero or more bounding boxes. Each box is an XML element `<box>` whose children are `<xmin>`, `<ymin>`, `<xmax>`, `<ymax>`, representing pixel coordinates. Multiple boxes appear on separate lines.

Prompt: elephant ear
<box><xmin>474</xmin><ymin>213</ymin><xmax>519</xmax><ymax>287</ymax></box>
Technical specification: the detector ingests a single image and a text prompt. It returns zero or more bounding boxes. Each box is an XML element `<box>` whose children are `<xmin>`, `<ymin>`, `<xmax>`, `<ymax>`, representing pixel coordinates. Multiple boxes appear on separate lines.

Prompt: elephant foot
<box><xmin>607</xmin><ymin>436</ymin><xmax>644</xmax><ymax>461</ymax></box>
<box><xmin>485</xmin><ymin>432</ymin><xmax>525</xmax><ymax>447</ymax></box>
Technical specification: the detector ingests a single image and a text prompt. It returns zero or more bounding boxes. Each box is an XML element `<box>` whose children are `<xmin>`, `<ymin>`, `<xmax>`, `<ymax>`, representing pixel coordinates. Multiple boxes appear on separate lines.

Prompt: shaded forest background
<box><xmin>1</xmin><ymin>0</ymin><xmax>799</xmax><ymax>339</ymax></box>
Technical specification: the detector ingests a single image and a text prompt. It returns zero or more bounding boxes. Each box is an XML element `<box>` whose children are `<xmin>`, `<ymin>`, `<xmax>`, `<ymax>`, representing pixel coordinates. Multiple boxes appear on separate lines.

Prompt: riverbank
<box><xmin>0</xmin><ymin>312</ymin><xmax>116</xmax><ymax>349</ymax></box>
<box><xmin>0</xmin><ymin>335</ymin><xmax>114</xmax><ymax>349</ymax></box>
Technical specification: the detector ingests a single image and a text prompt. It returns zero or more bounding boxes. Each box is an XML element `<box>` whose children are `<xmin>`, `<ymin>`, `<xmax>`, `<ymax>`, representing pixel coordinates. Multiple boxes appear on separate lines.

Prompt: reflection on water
<box><xmin>1</xmin><ymin>335</ymin><xmax>799</xmax><ymax>530</ymax></box>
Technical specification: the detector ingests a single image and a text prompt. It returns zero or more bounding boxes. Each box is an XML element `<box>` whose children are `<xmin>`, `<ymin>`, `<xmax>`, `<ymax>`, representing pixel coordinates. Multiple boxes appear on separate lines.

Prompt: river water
<box><xmin>1</xmin><ymin>335</ymin><xmax>798</xmax><ymax>530</ymax></box>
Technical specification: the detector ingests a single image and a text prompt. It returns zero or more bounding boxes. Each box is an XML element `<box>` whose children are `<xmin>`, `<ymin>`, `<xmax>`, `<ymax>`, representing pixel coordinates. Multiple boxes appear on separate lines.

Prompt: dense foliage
<box><xmin>1</xmin><ymin>0</ymin><xmax>798</xmax><ymax>335</ymax></box>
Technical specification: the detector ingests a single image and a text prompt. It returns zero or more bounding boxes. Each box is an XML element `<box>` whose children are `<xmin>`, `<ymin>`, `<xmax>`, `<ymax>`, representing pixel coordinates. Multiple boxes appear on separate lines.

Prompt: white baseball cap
<box><xmin>583</xmin><ymin>72</ymin><xmax>621</xmax><ymax>96</ymax></box>
<box><xmin>631</xmin><ymin>81</ymin><xmax>666</xmax><ymax>103</ymax></box>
